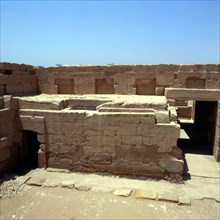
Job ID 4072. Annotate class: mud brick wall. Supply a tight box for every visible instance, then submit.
[17,108,182,178]
[36,64,220,95]
[0,63,38,95]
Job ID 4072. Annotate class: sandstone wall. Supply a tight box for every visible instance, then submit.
[0,63,38,95]
[0,62,219,177]
[36,64,220,95]
[0,96,23,174]
[17,106,182,178]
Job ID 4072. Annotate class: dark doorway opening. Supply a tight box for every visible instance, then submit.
[19,131,40,170]
[178,101,218,155]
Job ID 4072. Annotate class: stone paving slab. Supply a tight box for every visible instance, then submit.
[26,178,45,186]
[178,193,191,206]
[158,192,179,203]
[135,189,157,200]
[60,180,75,189]
[16,176,31,184]
[113,189,132,197]
[75,182,92,191]
[19,167,220,206]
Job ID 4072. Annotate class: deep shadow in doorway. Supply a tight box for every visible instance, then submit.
[177,101,218,180]
[16,131,40,176]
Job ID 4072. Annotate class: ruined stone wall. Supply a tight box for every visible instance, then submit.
[36,64,220,95]
[0,62,219,177]
[0,96,23,174]
[0,63,38,95]
[35,63,219,126]
[17,102,182,178]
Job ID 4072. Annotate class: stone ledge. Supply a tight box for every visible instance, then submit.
[165,88,220,101]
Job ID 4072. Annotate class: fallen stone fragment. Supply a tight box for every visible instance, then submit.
[157,192,178,203]
[16,176,31,184]
[135,189,157,200]
[46,168,70,173]
[26,178,45,186]
[60,181,75,189]
[92,186,113,193]
[113,189,132,197]
[178,193,191,206]
[42,180,59,188]
[75,182,91,191]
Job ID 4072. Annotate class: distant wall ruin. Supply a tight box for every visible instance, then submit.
[0,62,219,179]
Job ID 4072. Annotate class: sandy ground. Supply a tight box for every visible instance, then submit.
[1,185,219,220]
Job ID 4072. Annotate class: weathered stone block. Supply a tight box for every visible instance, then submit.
[38,148,46,168]
[158,158,184,173]
[119,123,136,135]
[122,136,142,145]
[135,189,157,200]
[156,87,164,95]
[157,72,174,86]
[155,111,170,123]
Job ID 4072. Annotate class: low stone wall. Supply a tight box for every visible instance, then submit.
[13,95,183,178]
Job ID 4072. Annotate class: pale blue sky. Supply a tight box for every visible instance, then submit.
[1,0,219,67]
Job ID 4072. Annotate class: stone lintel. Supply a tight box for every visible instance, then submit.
[165,88,220,101]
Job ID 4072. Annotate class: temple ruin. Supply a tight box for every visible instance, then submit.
[0,63,219,179]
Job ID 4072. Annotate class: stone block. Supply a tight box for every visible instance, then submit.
[60,181,75,189]
[158,158,184,173]
[40,144,46,151]
[62,122,83,135]
[38,134,45,143]
[113,189,132,197]
[155,111,170,123]
[157,72,174,86]
[165,88,220,101]
[38,148,46,168]
[20,115,45,134]
[136,78,156,95]
[186,77,206,89]
[142,137,151,145]
[137,125,155,136]
[119,123,136,135]
[156,87,164,95]
[86,135,103,146]
[26,178,45,186]
[16,176,31,184]
[139,113,156,124]
[135,189,157,200]
[206,64,218,71]
[75,182,91,191]
[206,79,220,89]
[3,96,19,110]
[158,192,178,203]
[42,180,59,188]
[122,135,142,145]
[92,186,113,193]
[179,65,193,71]
[59,144,73,154]
[178,193,191,206]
